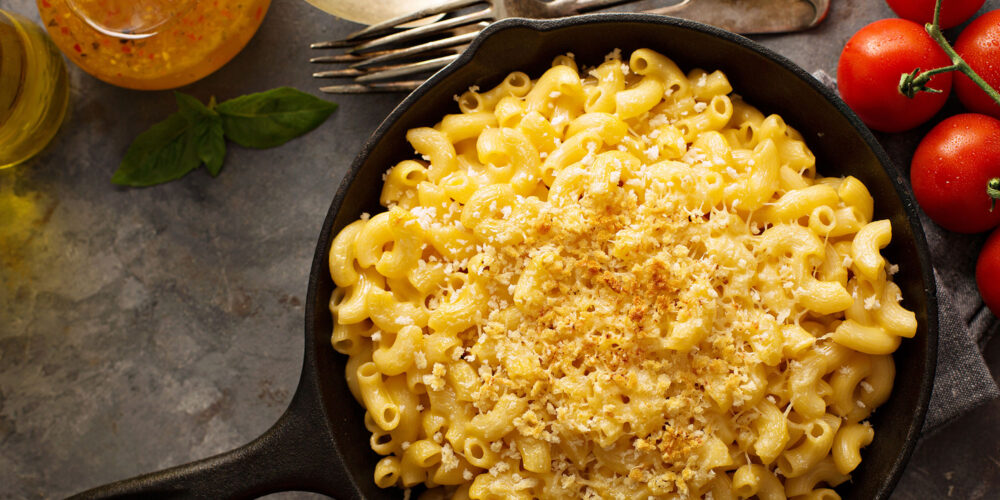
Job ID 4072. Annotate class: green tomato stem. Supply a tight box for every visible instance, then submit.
[989,178,1000,212]
[920,63,962,79]
[897,0,1000,108]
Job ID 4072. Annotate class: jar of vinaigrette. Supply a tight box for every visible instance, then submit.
[37,0,271,90]
[0,10,70,169]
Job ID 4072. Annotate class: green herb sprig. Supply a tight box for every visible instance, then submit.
[112,88,338,187]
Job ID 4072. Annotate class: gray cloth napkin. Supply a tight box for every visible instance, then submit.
[811,69,1000,435]
[922,216,999,434]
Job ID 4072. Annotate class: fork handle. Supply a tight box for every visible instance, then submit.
[552,0,655,14]
[646,0,828,34]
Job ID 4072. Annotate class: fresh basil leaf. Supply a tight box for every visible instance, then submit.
[111,113,201,187]
[194,119,226,176]
[113,88,336,187]
[175,91,217,122]
[216,87,338,149]
[174,92,226,176]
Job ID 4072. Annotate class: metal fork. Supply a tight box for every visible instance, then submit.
[311,0,831,93]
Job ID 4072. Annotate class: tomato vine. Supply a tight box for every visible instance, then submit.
[898,0,1000,107]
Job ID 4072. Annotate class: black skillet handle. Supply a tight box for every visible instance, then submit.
[69,376,352,500]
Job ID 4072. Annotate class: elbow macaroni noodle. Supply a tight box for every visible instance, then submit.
[328,48,916,499]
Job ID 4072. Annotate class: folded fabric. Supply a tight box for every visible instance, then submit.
[921,215,999,433]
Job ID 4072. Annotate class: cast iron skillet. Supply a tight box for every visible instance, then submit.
[72,13,937,500]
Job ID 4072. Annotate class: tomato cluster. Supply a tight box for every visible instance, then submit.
[838,2,1000,313]
[839,3,999,132]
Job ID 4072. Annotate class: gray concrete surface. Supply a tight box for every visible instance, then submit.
[1,0,998,498]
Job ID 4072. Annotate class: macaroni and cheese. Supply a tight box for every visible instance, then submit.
[328,48,916,500]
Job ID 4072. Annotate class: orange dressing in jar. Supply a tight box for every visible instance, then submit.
[37,0,271,90]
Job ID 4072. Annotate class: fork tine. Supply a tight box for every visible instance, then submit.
[352,30,479,69]
[320,81,424,94]
[310,49,396,64]
[311,53,459,80]
[355,54,460,83]
[353,9,493,53]
[310,39,359,50]
[344,0,486,41]
[312,67,370,78]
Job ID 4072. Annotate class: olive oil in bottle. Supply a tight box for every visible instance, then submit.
[0,10,70,169]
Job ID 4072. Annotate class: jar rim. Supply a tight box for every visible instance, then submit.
[64,0,198,39]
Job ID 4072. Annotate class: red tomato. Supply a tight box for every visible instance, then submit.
[886,0,985,29]
[910,113,1000,233]
[838,19,953,133]
[954,10,1000,119]
[976,226,1000,314]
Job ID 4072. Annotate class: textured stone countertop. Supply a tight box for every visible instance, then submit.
[2,0,999,498]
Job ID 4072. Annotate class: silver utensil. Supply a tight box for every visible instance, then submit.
[311,0,831,93]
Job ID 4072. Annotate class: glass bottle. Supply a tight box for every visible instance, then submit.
[0,9,70,170]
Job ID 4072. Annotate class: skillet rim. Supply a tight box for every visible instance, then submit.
[305,13,939,499]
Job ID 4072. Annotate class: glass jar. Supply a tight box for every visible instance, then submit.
[37,0,271,90]
[0,9,70,170]
[301,0,444,26]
